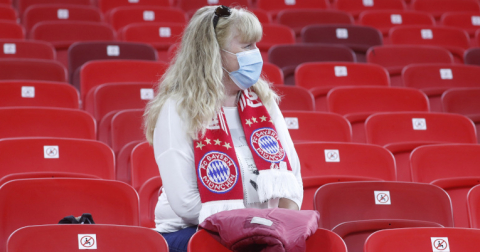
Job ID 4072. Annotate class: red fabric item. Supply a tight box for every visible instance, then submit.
[199,208,319,252]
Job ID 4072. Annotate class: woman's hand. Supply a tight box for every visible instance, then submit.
[278,198,299,210]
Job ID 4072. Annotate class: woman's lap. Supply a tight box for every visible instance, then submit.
[159,226,197,252]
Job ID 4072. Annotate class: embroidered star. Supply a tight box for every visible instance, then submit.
[246,119,253,126]
[251,116,257,123]
[223,142,232,150]
[196,142,205,150]
[214,139,221,145]
[260,115,267,122]
[204,138,211,145]
[269,118,273,123]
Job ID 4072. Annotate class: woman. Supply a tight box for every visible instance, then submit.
[144,5,303,252]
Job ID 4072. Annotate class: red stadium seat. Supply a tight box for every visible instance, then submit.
[0,39,55,60]
[0,21,24,39]
[333,0,406,18]
[366,45,454,86]
[389,26,470,63]
[365,112,477,181]
[0,178,139,252]
[295,62,390,111]
[261,62,283,84]
[0,107,96,140]
[138,177,161,228]
[111,109,145,155]
[282,111,352,143]
[0,5,16,21]
[251,9,271,23]
[257,24,295,63]
[0,0,10,4]
[302,24,383,62]
[79,60,167,104]
[277,9,354,37]
[257,0,328,19]
[116,140,143,183]
[467,184,480,228]
[464,47,480,66]
[0,59,67,82]
[269,44,356,84]
[328,87,429,143]
[23,4,103,32]
[0,137,114,185]
[403,64,480,112]
[0,80,78,109]
[272,86,315,111]
[476,30,480,47]
[99,0,171,14]
[188,228,347,252]
[177,0,251,13]
[7,224,168,252]
[440,12,480,37]
[442,88,480,143]
[358,10,435,37]
[131,141,158,192]
[412,0,480,20]
[365,228,480,252]
[411,144,480,227]
[17,0,92,15]
[297,142,395,210]
[29,21,116,67]
[108,6,187,31]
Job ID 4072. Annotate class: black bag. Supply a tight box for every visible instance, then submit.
[58,213,95,224]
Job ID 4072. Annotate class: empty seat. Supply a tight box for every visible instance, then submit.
[108,6,187,31]
[365,228,480,252]
[389,26,470,63]
[0,137,114,185]
[412,0,480,20]
[251,9,271,23]
[366,45,454,86]
[257,24,295,62]
[328,87,429,142]
[282,111,352,143]
[297,142,395,210]
[464,47,480,66]
[333,0,406,18]
[0,80,78,108]
[442,88,480,142]
[23,4,103,32]
[68,41,157,84]
[440,12,480,37]
[7,224,168,252]
[138,176,162,228]
[272,86,315,111]
[359,10,435,37]
[295,62,390,111]
[177,0,251,13]
[0,58,67,82]
[131,142,158,192]
[403,64,480,112]
[365,112,477,181]
[0,107,96,140]
[257,0,329,18]
[261,62,283,84]
[0,21,24,39]
[111,109,145,155]
[467,184,480,228]
[99,0,171,14]
[411,144,480,227]
[269,44,356,84]
[17,0,92,15]
[0,178,139,252]
[476,30,480,46]
[0,39,55,60]
[0,5,17,21]
[302,24,382,62]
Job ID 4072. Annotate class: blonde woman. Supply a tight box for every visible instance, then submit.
[144,5,303,252]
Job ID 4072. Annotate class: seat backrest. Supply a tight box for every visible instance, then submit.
[282,111,352,143]
[412,0,480,19]
[23,4,102,32]
[108,6,187,31]
[464,48,480,66]
[0,39,55,60]
[333,0,406,17]
[0,137,114,183]
[131,141,159,191]
[257,0,328,12]
[17,0,91,15]
[138,177,162,228]
[257,24,295,52]
[99,0,170,13]
[359,10,435,35]
[0,5,16,21]
[440,12,480,37]
[119,22,185,49]
[7,224,168,252]
[314,181,454,230]
[0,80,79,108]
[0,58,67,82]
[272,86,315,111]
[277,9,353,36]
[0,20,24,39]
[0,107,96,139]
[261,62,283,84]
[467,184,480,228]
[111,109,145,154]
[177,0,251,12]
[0,178,139,252]
[442,87,480,115]
[365,227,480,252]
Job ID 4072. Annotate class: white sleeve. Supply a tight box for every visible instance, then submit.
[153,99,201,225]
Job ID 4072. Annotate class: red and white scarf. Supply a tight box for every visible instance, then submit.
[194,89,302,223]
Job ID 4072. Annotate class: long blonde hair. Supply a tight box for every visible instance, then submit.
[144,6,279,143]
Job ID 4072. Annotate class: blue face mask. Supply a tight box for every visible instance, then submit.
[223,48,263,90]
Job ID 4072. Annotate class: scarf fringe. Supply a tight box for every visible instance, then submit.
[257,169,303,203]
[199,200,245,224]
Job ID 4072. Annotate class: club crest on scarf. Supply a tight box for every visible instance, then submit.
[198,151,239,194]
[250,127,285,163]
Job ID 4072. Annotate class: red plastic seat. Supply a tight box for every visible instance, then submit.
[0,137,114,185]
[412,0,480,20]
[79,60,167,104]
[440,12,480,37]
[0,59,67,82]
[0,107,96,140]
[29,21,116,67]
[476,30,480,47]
[188,228,347,252]
[257,24,295,63]
[0,5,16,21]
[282,111,352,143]
[464,47,480,66]
[328,87,429,143]
[251,9,271,23]
[0,178,139,252]
[366,45,454,86]
[99,0,171,14]
[131,142,158,192]
[467,184,480,228]
[297,142,395,210]
[257,0,329,18]
[261,62,283,84]
[359,10,435,37]
[0,39,55,60]
[17,0,92,15]
[0,80,78,109]
[302,24,382,62]
[295,62,390,111]
[272,86,315,111]
[0,21,24,39]
[333,0,406,18]
[108,6,187,31]
[111,109,145,155]
[365,112,477,181]
[403,64,480,112]
[7,224,168,252]
[138,177,162,228]
[177,0,251,13]
[269,44,356,84]
[23,4,103,32]
[442,88,480,142]
[411,144,480,227]
[365,227,480,252]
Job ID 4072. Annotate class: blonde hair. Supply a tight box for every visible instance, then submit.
[144,6,279,143]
